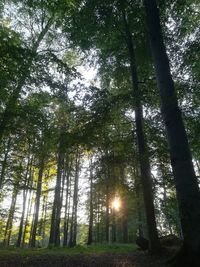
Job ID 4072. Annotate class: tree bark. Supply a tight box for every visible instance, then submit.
[144,0,200,264]
[105,149,110,243]
[96,191,100,243]
[68,151,80,247]
[120,165,128,243]
[3,185,18,247]
[63,156,72,247]
[22,172,35,247]
[49,129,65,247]
[16,154,33,247]
[87,158,94,245]
[30,156,45,247]
[72,152,80,246]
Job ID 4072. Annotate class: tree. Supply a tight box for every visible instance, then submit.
[144,0,200,265]
[0,14,54,141]
[49,128,66,247]
[30,146,46,248]
[87,157,94,245]
[0,0,74,142]
[16,149,33,247]
[68,149,80,247]
[119,2,160,252]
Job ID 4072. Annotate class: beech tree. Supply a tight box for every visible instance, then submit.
[144,0,200,265]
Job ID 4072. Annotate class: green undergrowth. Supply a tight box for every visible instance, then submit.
[0,244,137,267]
[0,243,137,256]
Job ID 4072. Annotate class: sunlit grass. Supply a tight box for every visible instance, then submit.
[0,244,138,267]
[0,243,137,256]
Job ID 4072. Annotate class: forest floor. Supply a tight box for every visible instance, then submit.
[0,244,177,267]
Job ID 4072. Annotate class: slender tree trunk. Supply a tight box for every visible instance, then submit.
[63,163,72,247]
[22,173,35,247]
[17,189,28,247]
[42,196,48,246]
[121,8,160,252]
[120,164,128,243]
[105,188,110,243]
[3,185,19,246]
[72,152,80,246]
[63,156,71,247]
[60,161,66,211]
[30,156,45,247]
[105,149,110,243]
[49,130,65,247]
[144,0,200,264]
[49,150,64,246]
[87,159,94,245]
[37,168,50,247]
[134,163,145,237]
[96,191,100,243]
[17,154,33,247]
[68,151,80,247]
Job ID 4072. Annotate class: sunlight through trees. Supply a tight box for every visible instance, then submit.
[0,0,200,266]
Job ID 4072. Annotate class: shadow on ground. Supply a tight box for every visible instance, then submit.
[0,248,176,267]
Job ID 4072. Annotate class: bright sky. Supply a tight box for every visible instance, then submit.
[77,66,98,86]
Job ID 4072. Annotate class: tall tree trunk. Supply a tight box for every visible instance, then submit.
[22,174,35,247]
[3,184,19,246]
[49,130,65,247]
[30,156,45,247]
[68,151,80,247]
[121,7,160,252]
[63,160,72,247]
[37,192,47,247]
[41,194,48,246]
[105,149,110,243]
[144,0,200,264]
[87,159,94,245]
[16,154,33,247]
[120,164,128,243]
[72,152,80,246]
[96,190,100,243]
[105,186,110,243]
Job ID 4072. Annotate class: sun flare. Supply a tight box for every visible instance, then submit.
[111,197,121,211]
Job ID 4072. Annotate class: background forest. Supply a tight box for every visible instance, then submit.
[0,1,200,265]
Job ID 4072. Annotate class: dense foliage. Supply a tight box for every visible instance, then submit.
[0,1,200,266]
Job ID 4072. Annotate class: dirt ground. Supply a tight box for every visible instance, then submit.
[0,247,176,267]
